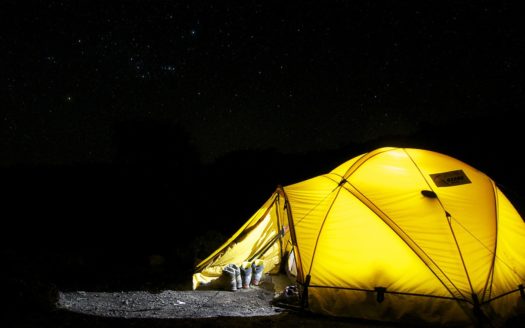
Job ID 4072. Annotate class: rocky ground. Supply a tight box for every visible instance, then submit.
[5,268,525,328]
[56,285,280,319]
[8,287,525,328]
[6,273,405,328]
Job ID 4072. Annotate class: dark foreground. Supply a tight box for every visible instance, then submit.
[7,309,403,328]
[7,279,525,328]
[5,277,398,328]
[8,296,525,328]
[7,292,409,328]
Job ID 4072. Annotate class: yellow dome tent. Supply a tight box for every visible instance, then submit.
[193,147,525,326]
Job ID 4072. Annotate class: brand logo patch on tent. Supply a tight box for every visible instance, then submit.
[430,170,471,187]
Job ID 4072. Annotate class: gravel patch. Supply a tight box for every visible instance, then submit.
[57,286,281,319]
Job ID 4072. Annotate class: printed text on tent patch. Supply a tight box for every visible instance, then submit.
[430,170,472,187]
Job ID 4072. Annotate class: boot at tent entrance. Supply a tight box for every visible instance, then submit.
[193,147,525,326]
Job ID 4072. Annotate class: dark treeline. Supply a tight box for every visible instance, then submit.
[2,114,524,313]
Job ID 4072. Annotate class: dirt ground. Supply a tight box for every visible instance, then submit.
[50,289,396,328]
[7,273,405,328]
[56,285,280,319]
[9,273,525,328]
[52,274,384,326]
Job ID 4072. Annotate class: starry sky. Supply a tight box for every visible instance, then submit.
[2,2,525,292]
[3,1,524,165]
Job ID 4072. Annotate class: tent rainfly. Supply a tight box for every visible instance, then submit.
[193,147,525,327]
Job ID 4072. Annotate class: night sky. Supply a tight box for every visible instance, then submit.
[4,1,523,166]
[3,2,525,310]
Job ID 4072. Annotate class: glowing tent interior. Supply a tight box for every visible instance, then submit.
[193,147,525,326]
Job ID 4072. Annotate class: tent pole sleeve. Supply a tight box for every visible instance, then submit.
[278,186,306,285]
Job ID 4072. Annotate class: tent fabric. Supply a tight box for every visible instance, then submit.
[192,192,292,289]
[192,147,525,326]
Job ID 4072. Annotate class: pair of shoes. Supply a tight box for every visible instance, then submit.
[239,260,265,288]
[222,264,242,291]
